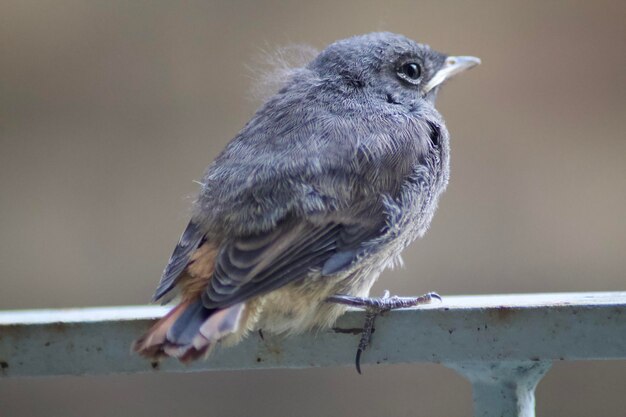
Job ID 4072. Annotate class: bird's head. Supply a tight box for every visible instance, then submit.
[308,32,480,106]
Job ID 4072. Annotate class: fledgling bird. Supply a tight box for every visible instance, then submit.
[134,32,479,366]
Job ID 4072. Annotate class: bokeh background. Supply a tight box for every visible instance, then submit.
[1,1,625,416]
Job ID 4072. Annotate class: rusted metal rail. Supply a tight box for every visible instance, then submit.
[1,292,625,417]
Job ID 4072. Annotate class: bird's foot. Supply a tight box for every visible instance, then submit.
[327,290,441,374]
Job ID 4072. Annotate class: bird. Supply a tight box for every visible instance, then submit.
[134,32,480,370]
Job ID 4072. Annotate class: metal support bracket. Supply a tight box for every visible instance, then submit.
[448,361,552,417]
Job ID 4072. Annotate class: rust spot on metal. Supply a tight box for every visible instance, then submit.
[50,322,70,334]
[332,327,363,335]
[492,307,515,321]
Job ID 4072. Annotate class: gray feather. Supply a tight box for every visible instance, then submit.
[152,221,205,302]
[166,300,211,345]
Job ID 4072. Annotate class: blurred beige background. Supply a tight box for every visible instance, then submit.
[1,1,625,416]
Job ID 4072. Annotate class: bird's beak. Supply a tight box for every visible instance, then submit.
[423,56,481,94]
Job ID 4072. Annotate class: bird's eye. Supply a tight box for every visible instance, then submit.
[397,62,422,83]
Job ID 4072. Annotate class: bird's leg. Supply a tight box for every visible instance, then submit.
[327,290,441,374]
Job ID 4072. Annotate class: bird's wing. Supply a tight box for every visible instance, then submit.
[152,221,206,302]
[152,214,383,306]
[201,219,381,309]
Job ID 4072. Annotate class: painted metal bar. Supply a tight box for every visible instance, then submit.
[0,292,625,379]
[3,292,625,416]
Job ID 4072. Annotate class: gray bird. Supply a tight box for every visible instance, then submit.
[134,32,479,370]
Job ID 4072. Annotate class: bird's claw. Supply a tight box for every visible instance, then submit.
[428,292,443,302]
[327,290,441,374]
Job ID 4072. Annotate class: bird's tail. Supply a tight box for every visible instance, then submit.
[133,299,245,362]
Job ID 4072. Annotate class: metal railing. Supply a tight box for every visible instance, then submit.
[1,292,625,417]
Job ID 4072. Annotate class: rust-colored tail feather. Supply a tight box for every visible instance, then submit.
[133,300,245,362]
